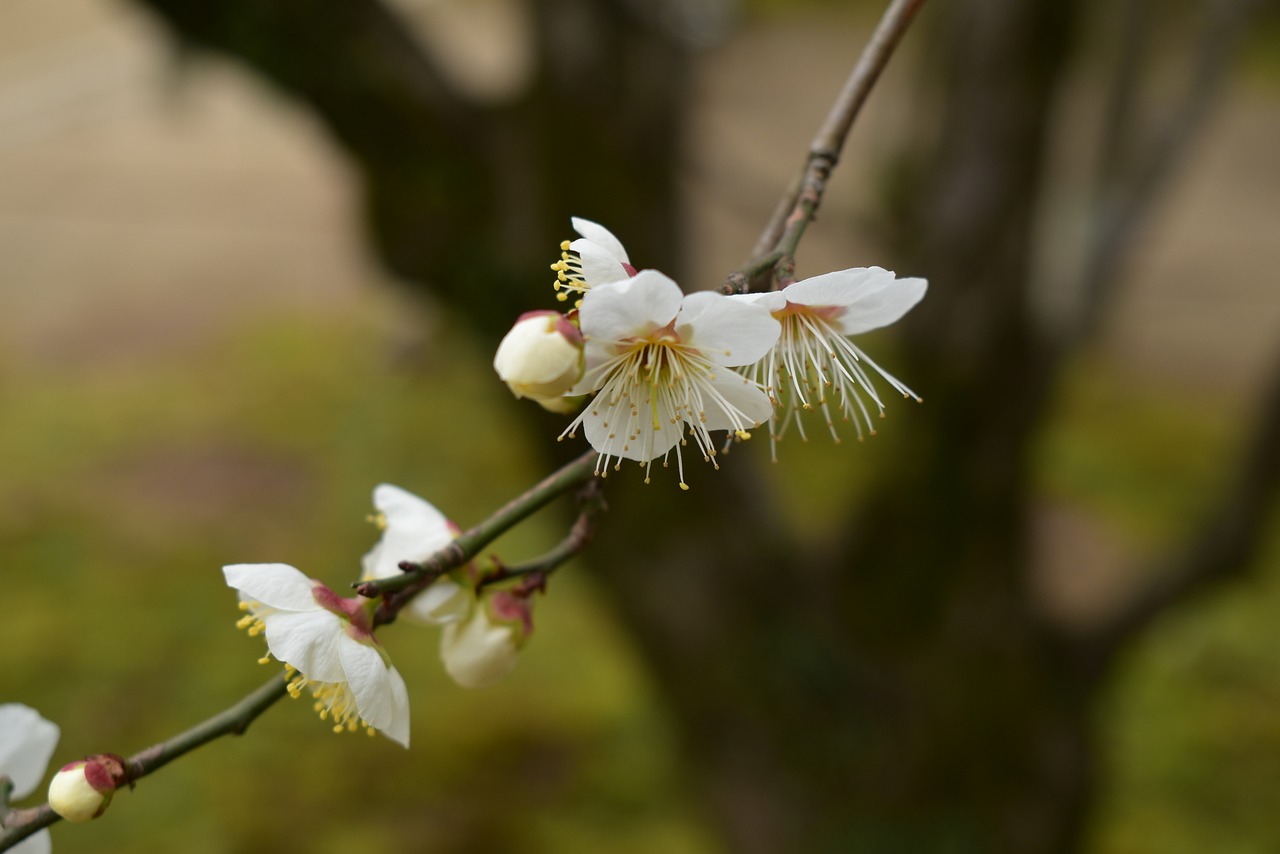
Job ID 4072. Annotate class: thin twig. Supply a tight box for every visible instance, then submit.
[477,480,606,590]
[361,449,599,605]
[0,676,289,852]
[730,0,928,292]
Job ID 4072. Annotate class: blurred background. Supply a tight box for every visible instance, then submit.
[2,0,1279,852]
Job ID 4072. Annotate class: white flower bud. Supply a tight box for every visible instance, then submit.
[440,590,532,689]
[48,754,126,823]
[493,311,584,403]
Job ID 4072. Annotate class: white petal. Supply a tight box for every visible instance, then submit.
[261,610,346,683]
[678,291,781,367]
[374,484,449,540]
[731,291,787,312]
[581,392,683,463]
[570,238,631,287]
[364,485,455,581]
[405,577,469,625]
[782,267,891,308]
[571,217,629,263]
[223,564,319,612]
[381,664,412,748]
[11,829,51,854]
[440,611,519,689]
[836,276,927,336]
[578,271,683,343]
[698,372,775,432]
[0,704,59,800]
[338,638,409,747]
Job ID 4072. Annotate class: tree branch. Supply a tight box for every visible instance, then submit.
[0,676,288,852]
[1082,346,1280,668]
[731,0,928,292]
[478,480,605,590]
[363,449,599,612]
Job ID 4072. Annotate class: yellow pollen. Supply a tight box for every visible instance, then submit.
[560,240,570,251]
[679,483,690,491]
[286,672,377,737]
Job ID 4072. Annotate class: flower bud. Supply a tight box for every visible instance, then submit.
[47,754,127,823]
[440,590,533,689]
[493,311,584,404]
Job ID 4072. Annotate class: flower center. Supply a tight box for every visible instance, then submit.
[284,666,378,738]
[751,306,920,458]
[562,333,757,488]
[549,238,636,304]
[550,239,589,304]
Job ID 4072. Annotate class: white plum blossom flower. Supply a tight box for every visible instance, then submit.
[740,267,926,456]
[550,217,635,302]
[0,703,60,854]
[493,310,585,412]
[224,563,411,748]
[361,484,469,624]
[440,589,532,689]
[562,269,781,487]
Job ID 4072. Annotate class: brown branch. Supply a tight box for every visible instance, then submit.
[0,676,288,852]
[730,0,928,292]
[477,480,605,590]
[365,450,600,624]
[1082,346,1280,669]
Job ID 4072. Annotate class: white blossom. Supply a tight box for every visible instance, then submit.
[361,484,469,624]
[224,563,411,747]
[550,217,635,302]
[493,310,585,411]
[739,267,926,456]
[439,590,530,689]
[0,703,59,854]
[563,269,780,487]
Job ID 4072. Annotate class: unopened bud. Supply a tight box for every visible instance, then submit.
[493,311,584,404]
[48,754,127,823]
[440,590,533,689]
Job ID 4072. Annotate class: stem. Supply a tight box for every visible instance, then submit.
[360,449,599,601]
[745,0,928,286]
[478,480,605,590]
[0,676,289,852]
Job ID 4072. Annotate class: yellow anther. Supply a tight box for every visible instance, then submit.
[679,482,690,491]
[560,239,570,251]
[735,429,752,441]
[258,655,272,665]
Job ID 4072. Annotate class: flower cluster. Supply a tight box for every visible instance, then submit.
[223,485,535,748]
[494,218,927,482]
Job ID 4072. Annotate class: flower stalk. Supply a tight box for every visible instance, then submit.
[359,449,599,605]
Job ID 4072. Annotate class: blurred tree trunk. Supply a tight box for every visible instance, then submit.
[129,0,1278,852]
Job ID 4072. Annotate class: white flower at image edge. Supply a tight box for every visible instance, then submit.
[224,563,411,747]
[563,269,781,487]
[361,484,469,625]
[739,266,926,453]
[551,216,635,301]
[0,703,60,854]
